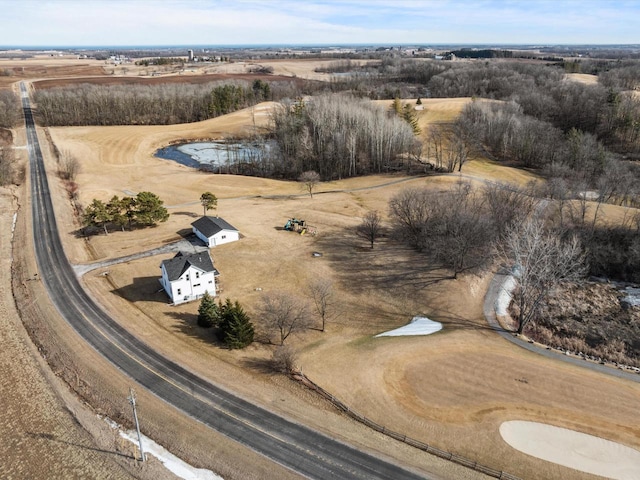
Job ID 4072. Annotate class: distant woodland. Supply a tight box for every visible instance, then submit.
[2,49,640,361]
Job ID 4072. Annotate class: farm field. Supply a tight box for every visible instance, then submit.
[3,56,639,480]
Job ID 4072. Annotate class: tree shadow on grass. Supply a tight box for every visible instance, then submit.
[26,432,135,460]
[164,310,228,349]
[314,233,451,297]
[432,310,497,333]
[242,357,280,376]
[173,211,200,218]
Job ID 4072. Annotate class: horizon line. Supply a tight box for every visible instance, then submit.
[3,43,640,51]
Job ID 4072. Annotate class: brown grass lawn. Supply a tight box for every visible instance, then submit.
[565,73,600,85]
[34,94,640,480]
[4,56,638,478]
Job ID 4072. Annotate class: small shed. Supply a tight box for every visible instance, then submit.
[191,216,240,248]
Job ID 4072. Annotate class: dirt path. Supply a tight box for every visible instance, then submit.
[72,235,207,276]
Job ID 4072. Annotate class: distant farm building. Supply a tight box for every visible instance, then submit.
[191,216,240,248]
[159,251,219,305]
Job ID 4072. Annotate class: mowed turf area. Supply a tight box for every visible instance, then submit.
[41,93,640,480]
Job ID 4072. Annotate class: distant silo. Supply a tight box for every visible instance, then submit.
[188,49,194,61]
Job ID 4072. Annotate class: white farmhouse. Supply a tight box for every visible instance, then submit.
[191,216,240,248]
[159,251,219,305]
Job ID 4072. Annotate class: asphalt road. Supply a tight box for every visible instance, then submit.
[20,82,430,480]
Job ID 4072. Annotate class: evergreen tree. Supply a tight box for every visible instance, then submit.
[403,103,421,135]
[198,292,219,328]
[200,192,218,216]
[120,196,137,229]
[134,191,169,226]
[390,97,403,115]
[218,299,254,349]
[106,195,127,231]
[209,84,246,116]
[83,199,112,235]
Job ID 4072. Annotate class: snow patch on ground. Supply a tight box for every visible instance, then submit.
[622,286,640,307]
[495,275,516,316]
[500,421,640,480]
[103,417,222,480]
[375,316,443,337]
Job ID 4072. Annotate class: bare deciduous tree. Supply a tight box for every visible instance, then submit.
[356,210,383,248]
[272,345,298,374]
[259,292,311,345]
[498,217,587,334]
[427,182,493,278]
[484,182,538,235]
[0,146,15,186]
[298,170,320,198]
[389,188,432,251]
[426,124,469,173]
[58,150,80,181]
[307,278,338,332]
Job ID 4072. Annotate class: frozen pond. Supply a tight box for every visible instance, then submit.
[155,141,274,170]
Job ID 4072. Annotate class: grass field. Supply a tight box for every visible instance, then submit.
[3,58,639,480]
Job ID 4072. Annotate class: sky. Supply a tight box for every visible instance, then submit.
[0,0,638,47]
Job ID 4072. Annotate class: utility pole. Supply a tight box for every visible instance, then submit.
[128,388,146,462]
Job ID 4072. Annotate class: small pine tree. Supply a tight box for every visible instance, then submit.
[416,97,422,105]
[197,292,219,328]
[390,97,403,115]
[218,299,254,349]
[403,104,421,135]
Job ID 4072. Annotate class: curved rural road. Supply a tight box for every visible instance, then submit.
[20,82,430,480]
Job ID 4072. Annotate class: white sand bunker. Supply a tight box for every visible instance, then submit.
[500,421,640,480]
[375,316,443,337]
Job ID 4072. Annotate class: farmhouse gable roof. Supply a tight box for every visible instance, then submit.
[161,251,218,282]
[191,216,239,238]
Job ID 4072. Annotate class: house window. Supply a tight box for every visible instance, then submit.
[177,288,181,295]
[221,235,226,239]
[194,283,201,287]
[195,272,200,279]
[208,280,213,284]
[185,274,190,281]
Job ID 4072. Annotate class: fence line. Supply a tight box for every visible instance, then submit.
[291,372,521,480]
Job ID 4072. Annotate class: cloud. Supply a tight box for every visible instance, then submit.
[1,0,638,46]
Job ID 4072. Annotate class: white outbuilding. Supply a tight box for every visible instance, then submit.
[159,251,219,305]
[191,216,240,248]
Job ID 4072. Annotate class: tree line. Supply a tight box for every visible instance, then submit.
[457,99,640,207]
[387,176,640,334]
[82,191,169,235]
[326,59,640,156]
[0,145,18,186]
[0,90,20,128]
[33,79,295,126]
[269,94,420,180]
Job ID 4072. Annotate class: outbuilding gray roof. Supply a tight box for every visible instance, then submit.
[191,216,239,238]
[161,251,218,282]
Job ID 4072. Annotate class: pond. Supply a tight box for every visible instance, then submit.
[155,141,275,171]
